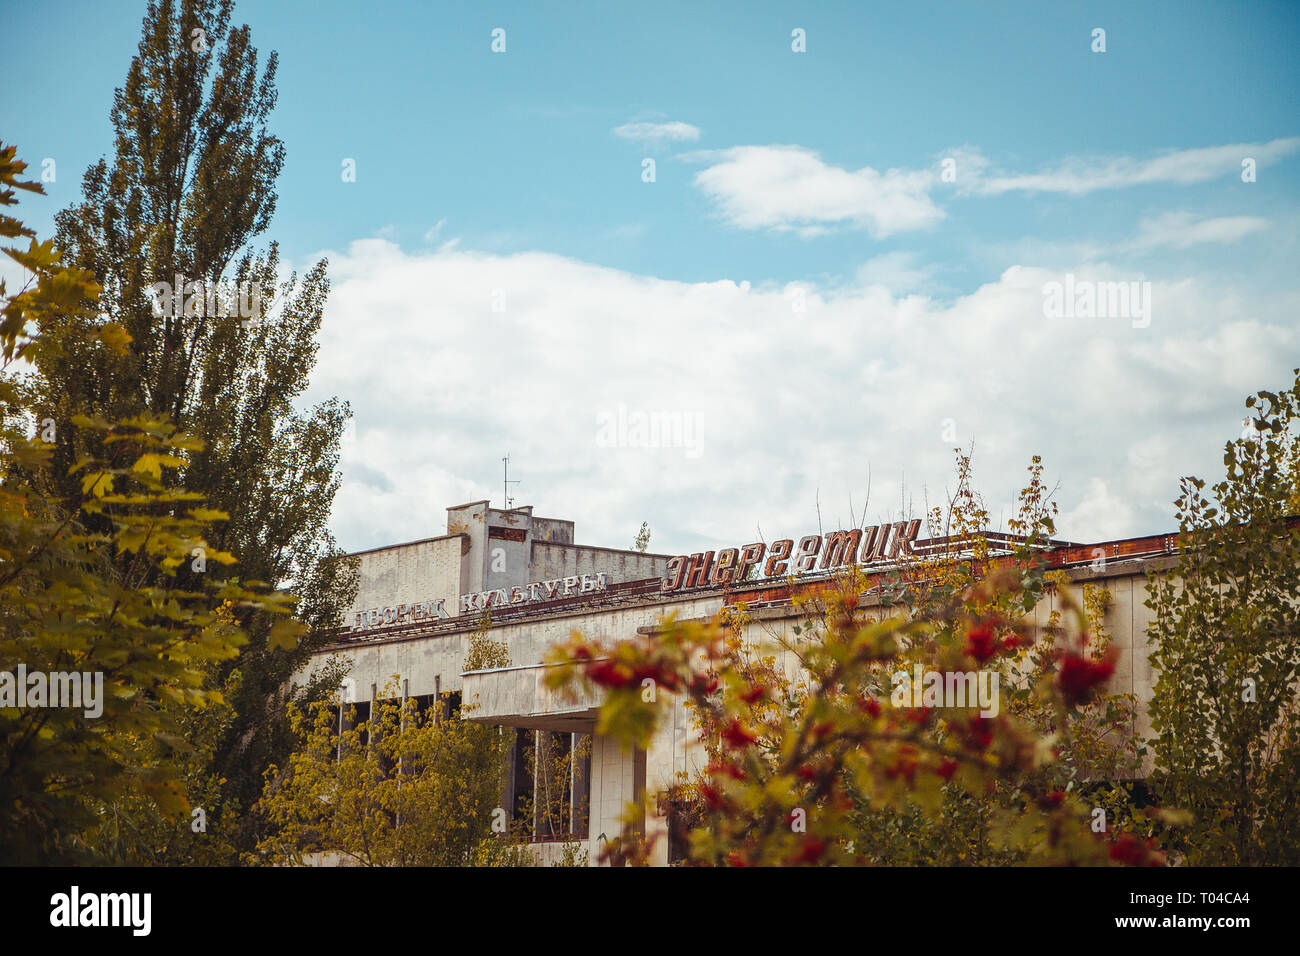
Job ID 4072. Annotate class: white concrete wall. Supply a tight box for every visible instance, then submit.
[532,542,671,584]
[311,593,728,698]
[348,534,466,628]
[446,500,489,595]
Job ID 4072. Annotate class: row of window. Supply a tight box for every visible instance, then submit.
[324,688,591,842]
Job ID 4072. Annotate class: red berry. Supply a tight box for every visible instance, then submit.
[790,837,828,865]
[699,783,726,810]
[1058,651,1116,706]
[707,760,746,781]
[721,719,758,749]
[964,715,994,750]
[965,624,999,663]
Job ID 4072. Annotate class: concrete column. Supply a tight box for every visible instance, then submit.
[588,734,646,866]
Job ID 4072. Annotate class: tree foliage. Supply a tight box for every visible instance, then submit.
[253,621,514,866]
[25,0,356,858]
[1145,368,1300,864]
[0,142,294,863]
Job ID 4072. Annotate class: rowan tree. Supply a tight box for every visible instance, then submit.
[545,452,1167,866]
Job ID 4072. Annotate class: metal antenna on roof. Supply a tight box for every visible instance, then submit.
[502,454,520,510]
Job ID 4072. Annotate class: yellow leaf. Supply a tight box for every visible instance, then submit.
[97,321,133,354]
[81,471,114,497]
[269,618,305,651]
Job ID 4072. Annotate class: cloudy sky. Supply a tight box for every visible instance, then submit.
[6,0,1299,556]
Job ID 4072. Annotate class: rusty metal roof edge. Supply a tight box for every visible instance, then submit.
[320,520,1300,653]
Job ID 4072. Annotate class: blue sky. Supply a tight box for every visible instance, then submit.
[4,0,1300,555]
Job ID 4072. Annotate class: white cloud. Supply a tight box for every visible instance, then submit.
[965,137,1300,196]
[688,145,943,238]
[1126,211,1269,251]
[423,219,447,243]
[934,146,990,186]
[612,120,700,149]
[1058,478,1138,542]
[301,240,1298,557]
[975,211,1273,269]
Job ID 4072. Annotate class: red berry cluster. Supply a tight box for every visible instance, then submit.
[707,758,746,781]
[688,672,720,695]
[585,656,683,693]
[904,705,932,726]
[721,719,758,749]
[885,745,920,784]
[1057,650,1116,706]
[788,837,828,865]
[961,715,994,750]
[858,696,882,718]
[965,623,1000,663]
[1108,833,1164,867]
[1039,789,1065,809]
[698,782,729,811]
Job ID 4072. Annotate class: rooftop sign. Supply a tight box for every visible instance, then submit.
[661,520,921,593]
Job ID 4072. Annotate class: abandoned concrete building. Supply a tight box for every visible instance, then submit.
[298,498,1179,866]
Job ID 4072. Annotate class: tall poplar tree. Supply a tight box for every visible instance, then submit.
[30,0,356,859]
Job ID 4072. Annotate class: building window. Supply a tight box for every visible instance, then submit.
[503,729,590,841]
[440,690,463,722]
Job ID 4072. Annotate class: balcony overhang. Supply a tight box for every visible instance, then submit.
[461,661,601,733]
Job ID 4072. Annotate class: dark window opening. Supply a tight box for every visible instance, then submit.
[502,729,591,842]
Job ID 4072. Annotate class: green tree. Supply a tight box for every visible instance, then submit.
[1145,369,1300,865]
[253,620,515,866]
[27,0,356,859]
[0,142,295,864]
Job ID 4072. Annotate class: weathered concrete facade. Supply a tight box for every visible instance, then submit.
[301,504,1181,866]
[345,500,674,636]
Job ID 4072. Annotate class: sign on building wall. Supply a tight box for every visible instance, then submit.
[353,599,450,630]
[459,572,608,613]
[661,520,922,593]
[350,573,612,631]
